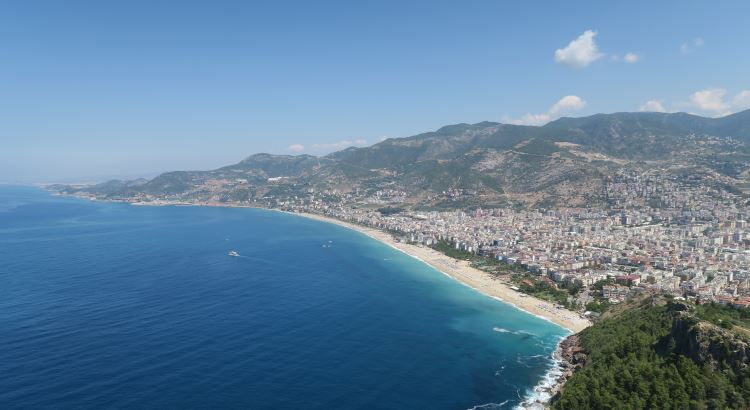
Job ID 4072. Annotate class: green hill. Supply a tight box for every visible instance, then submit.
[553,299,750,410]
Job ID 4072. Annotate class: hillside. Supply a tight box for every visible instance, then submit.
[552,299,750,409]
[55,110,750,209]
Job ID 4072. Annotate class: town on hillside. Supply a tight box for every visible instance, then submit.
[63,165,750,317]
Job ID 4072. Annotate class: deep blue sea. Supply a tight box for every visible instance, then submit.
[0,186,567,409]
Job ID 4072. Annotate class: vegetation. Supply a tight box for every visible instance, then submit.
[560,278,585,295]
[695,302,750,330]
[430,240,477,261]
[512,273,580,310]
[553,301,750,410]
[585,298,611,314]
[428,241,582,308]
[377,207,403,216]
[430,240,523,275]
[71,110,750,209]
[591,277,615,290]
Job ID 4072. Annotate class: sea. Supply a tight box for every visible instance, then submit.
[0,185,568,409]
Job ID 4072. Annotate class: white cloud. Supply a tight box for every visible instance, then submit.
[549,95,586,114]
[554,30,604,68]
[611,52,640,64]
[639,100,666,112]
[733,90,750,110]
[312,139,368,152]
[507,95,587,126]
[643,88,750,117]
[624,52,640,63]
[676,88,750,117]
[689,88,730,115]
[287,144,305,152]
[680,37,704,54]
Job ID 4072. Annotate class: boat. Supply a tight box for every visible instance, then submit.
[228,250,240,257]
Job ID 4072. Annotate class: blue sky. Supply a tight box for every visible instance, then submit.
[2,1,749,182]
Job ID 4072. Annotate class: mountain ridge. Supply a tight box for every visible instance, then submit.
[53,109,750,209]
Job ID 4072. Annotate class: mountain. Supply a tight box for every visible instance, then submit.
[552,298,750,409]
[55,110,750,209]
[543,110,750,158]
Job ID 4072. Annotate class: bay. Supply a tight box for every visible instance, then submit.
[0,186,566,409]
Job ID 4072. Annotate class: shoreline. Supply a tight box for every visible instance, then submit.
[287,211,588,408]
[289,211,591,334]
[50,193,587,406]
[55,194,590,332]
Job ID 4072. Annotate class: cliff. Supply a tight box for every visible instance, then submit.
[670,308,750,375]
[552,299,750,409]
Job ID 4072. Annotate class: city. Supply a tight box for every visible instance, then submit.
[66,163,750,319]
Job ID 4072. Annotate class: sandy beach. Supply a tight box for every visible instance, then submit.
[75,195,591,333]
[293,212,591,333]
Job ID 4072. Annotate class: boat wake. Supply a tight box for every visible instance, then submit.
[492,327,537,337]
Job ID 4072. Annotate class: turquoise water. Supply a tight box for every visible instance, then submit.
[0,186,567,409]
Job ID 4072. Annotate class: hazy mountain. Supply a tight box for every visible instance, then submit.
[58,109,750,208]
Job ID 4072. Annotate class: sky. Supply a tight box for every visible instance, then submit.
[1,0,749,182]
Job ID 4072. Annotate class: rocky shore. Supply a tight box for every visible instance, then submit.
[519,334,587,409]
[548,335,586,407]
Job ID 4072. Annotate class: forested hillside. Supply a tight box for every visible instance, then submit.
[553,300,750,410]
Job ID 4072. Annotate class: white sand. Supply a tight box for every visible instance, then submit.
[293,212,591,333]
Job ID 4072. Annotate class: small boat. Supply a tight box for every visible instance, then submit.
[228,250,240,257]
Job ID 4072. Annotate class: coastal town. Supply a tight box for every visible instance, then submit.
[281,173,750,315]
[10,1,750,407]
[66,164,750,323]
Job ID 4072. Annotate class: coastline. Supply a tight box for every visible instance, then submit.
[288,211,588,408]
[56,195,590,331]
[52,193,587,407]
[289,211,591,334]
